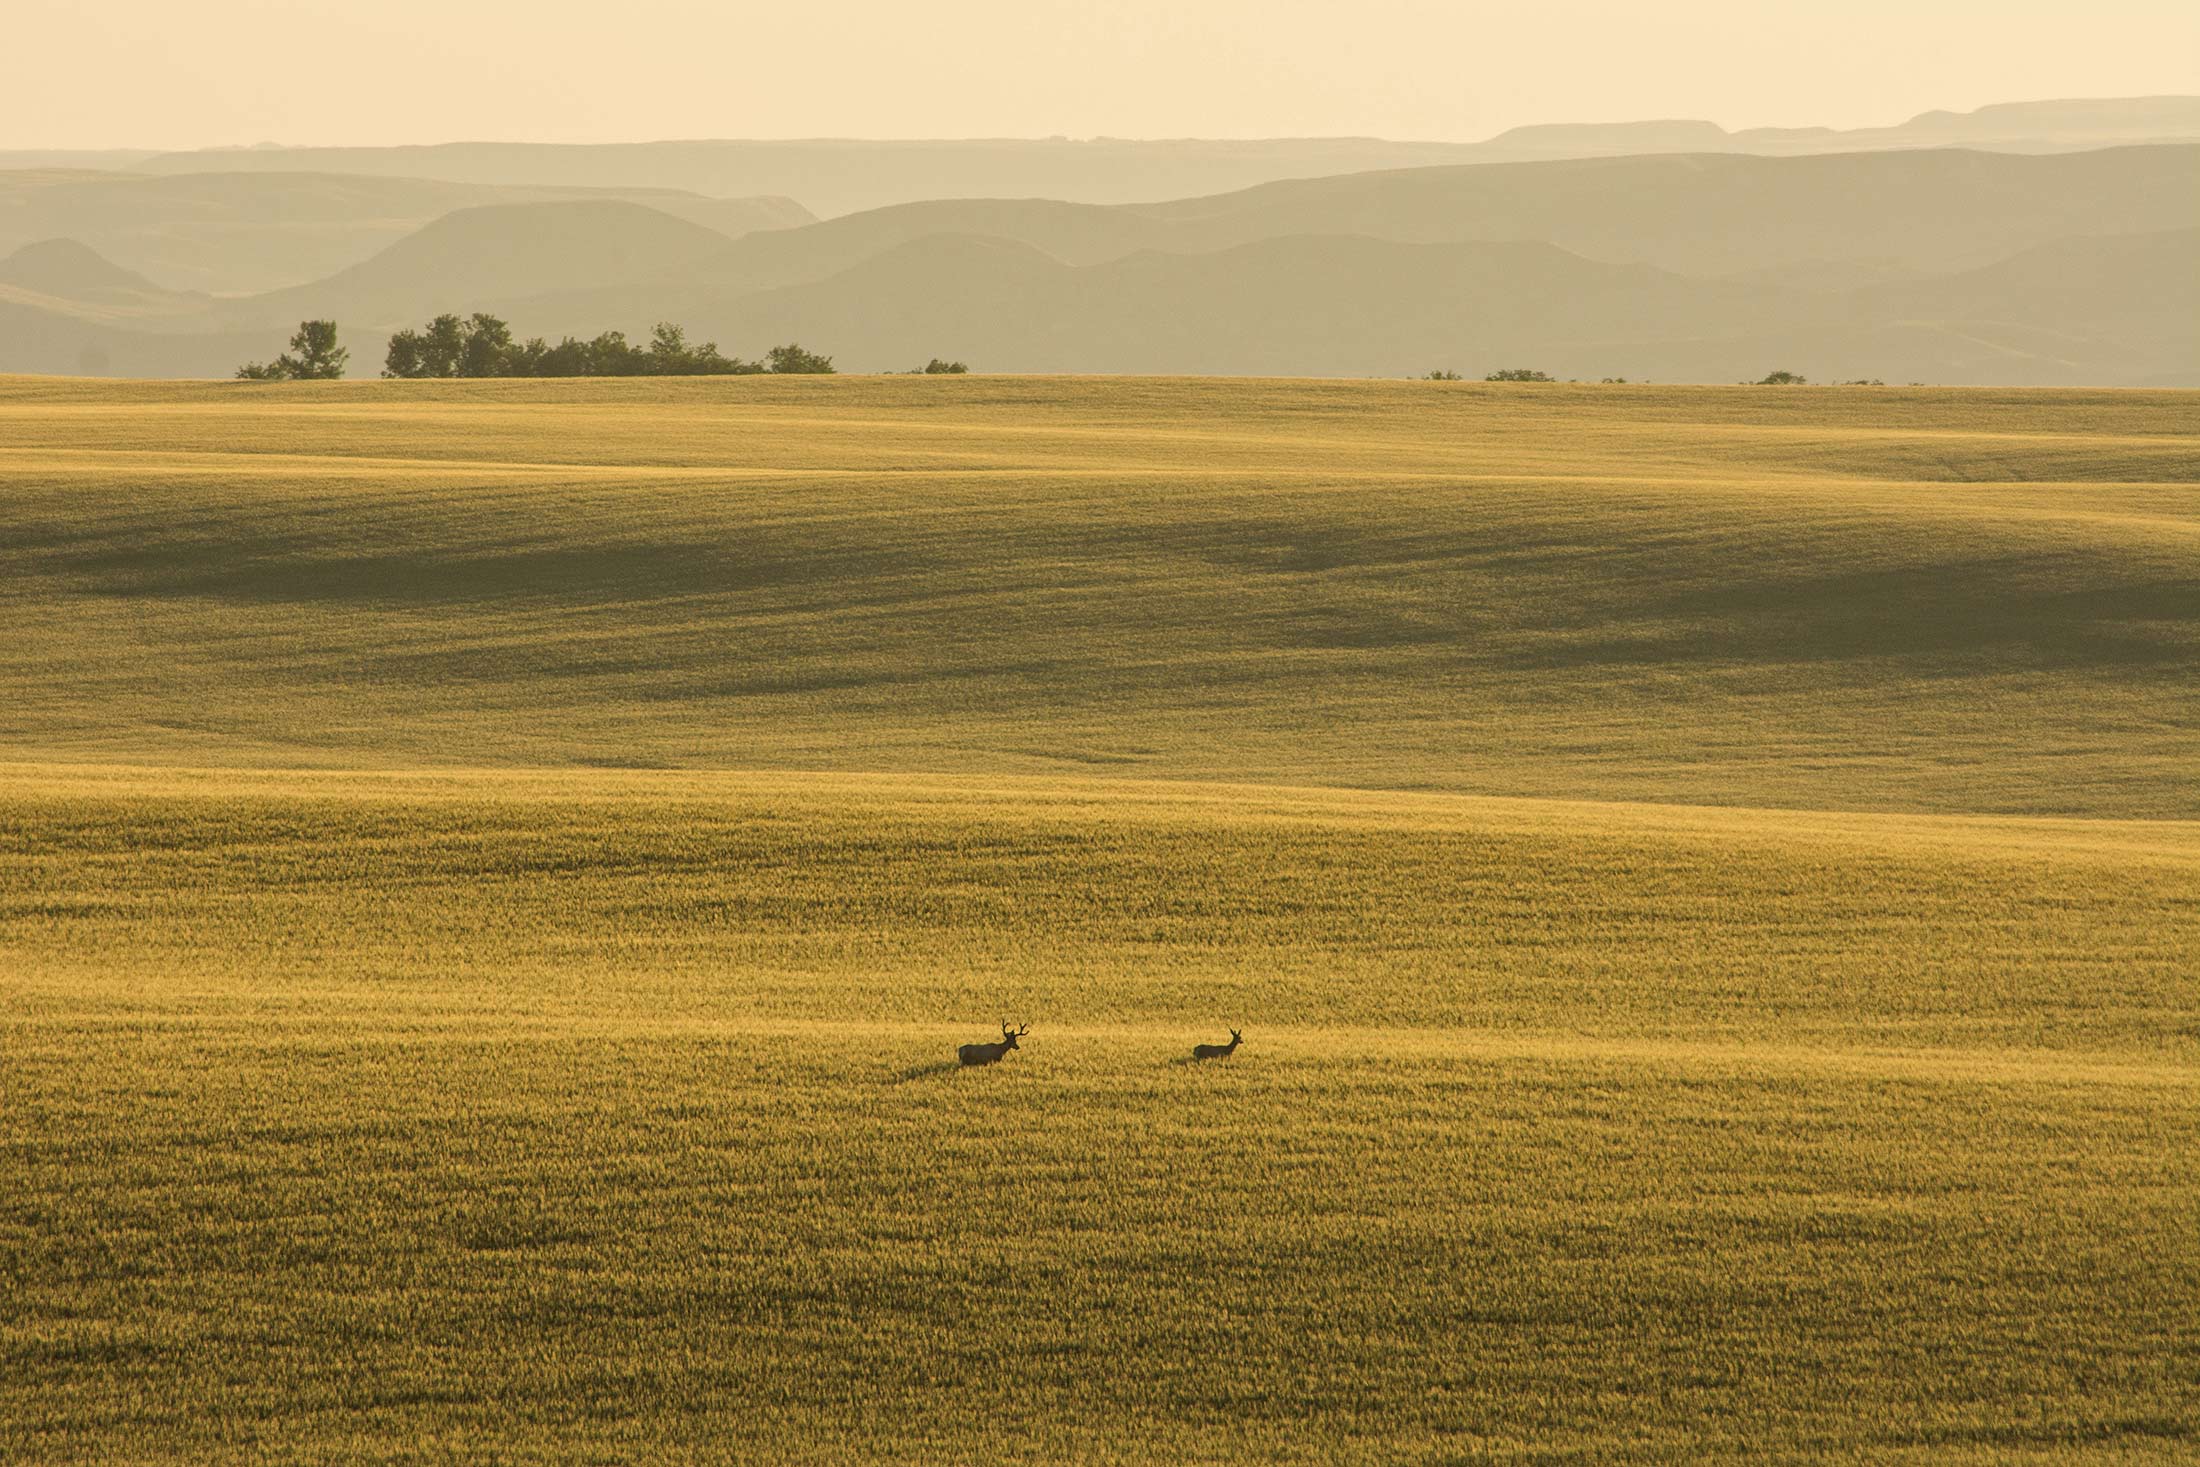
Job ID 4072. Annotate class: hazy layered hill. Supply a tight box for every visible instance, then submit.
[562,229,2189,384]
[0,296,264,378]
[0,237,201,319]
[474,144,2200,383]
[124,140,1485,222]
[227,201,742,331]
[1853,226,2200,382]
[1120,144,2200,276]
[520,144,2200,321]
[662,233,1794,377]
[0,169,812,294]
[4,144,2193,384]
[46,95,2199,217]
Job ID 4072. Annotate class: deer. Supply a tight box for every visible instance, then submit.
[1192,1028,1243,1061]
[958,1020,1029,1066]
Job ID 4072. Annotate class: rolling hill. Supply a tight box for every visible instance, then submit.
[4,374,2195,1462]
[2,375,2191,815]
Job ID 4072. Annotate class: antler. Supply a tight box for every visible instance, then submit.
[1015,1021,1030,1035]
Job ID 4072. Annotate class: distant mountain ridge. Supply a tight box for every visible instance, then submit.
[8,95,2196,219]
[1487,96,2200,157]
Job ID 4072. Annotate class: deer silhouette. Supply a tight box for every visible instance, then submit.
[958,1020,1028,1066]
[1192,1028,1243,1061]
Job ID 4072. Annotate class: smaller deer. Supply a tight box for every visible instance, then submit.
[1192,1028,1243,1061]
[958,1020,1029,1066]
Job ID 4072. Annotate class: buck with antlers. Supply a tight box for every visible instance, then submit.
[958,1020,1029,1066]
[1192,1028,1243,1061]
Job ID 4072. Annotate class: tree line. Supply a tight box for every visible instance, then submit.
[238,321,1871,387]
[237,318,972,381]
[382,315,833,378]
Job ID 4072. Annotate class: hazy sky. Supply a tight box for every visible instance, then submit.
[7,0,2197,149]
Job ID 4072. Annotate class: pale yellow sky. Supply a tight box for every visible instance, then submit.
[7,0,2197,149]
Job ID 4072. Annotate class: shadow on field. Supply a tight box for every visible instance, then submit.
[890,1059,965,1084]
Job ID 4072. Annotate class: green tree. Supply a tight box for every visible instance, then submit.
[588,330,643,376]
[381,330,424,380]
[1485,368,1553,382]
[384,314,465,378]
[459,314,515,377]
[920,358,969,375]
[644,322,754,375]
[1425,369,1463,381]
[1754,370,1808,385]
[647,321,694,371]
[384,314,520,378]
[237,320,347,381]
[417,314,469,376]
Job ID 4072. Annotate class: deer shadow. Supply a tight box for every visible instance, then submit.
[890,1059,965,1085]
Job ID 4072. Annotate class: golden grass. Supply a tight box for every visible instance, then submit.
[3,377,2197,1461]
[5,766,2198,1463]
[0,375,2194,815]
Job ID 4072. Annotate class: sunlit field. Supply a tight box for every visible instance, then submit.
[3,376,2196,1462]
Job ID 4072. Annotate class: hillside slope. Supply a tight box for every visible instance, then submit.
[7,759,2193,1462]
[1,376,2191,817]
[0,237,206,324]
[5,375,2196,1462]
[1850,226,2200,384]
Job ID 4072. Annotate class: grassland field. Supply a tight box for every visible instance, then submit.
[2,375,2196,1462]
